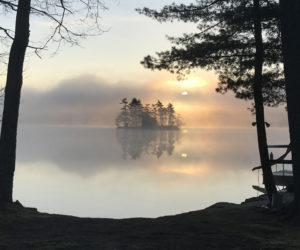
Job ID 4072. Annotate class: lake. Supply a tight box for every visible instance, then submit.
[14,125,289,218]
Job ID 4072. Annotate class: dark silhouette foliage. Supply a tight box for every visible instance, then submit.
[137,0,284,109]
[137,0,280,202]
[116,98,181,129]
[280,0,300,214]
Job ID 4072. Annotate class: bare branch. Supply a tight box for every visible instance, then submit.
[0,0,17,10]
[0,0,107,56]
[0,26,13,39]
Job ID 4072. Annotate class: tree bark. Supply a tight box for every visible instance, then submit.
[0,0,31,202]
[253,0,277,202]
[280,1,300,213]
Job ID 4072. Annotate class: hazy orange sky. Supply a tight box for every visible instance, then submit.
[1,0,287,128]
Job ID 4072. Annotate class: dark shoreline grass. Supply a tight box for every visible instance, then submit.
[1,199,300,250]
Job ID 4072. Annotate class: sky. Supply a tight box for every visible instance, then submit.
[1,0,288,128]
[0,0,290,218]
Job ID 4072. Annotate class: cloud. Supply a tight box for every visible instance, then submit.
[20,75,148,127]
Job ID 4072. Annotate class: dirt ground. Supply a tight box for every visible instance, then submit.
[0,199,300,250]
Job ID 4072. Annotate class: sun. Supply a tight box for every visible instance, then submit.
[164,76,208,96]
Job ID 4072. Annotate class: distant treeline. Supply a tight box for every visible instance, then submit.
[116,98,181,129]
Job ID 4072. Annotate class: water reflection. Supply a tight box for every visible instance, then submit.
[16,126,278,175]
[115,129,181,160]
[14,125,290,218]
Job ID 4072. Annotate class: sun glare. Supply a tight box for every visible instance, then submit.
[177,77,207,89]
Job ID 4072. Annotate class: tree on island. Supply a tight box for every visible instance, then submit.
[129,98,143,128]
[137,0,283,203]
[116,98,181,129]
[167,103,176,127]
[0,0,106,203]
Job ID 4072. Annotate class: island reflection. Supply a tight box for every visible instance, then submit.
[16,126,270,176]
[115,129,181,160]
[15,126,287,217]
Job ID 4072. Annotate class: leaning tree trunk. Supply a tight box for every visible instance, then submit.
[280,1,300,213]
[253,0,277,203]
[0,0,31,202]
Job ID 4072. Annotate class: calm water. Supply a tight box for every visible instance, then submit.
[14,126,289,218]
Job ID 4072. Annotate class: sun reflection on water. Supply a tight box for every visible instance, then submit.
[181,153,188,158]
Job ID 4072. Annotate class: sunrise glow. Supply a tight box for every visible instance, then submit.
[177,77,208,89]
[0,1,293,245]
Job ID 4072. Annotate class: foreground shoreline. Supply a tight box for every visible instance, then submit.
[1,198,300,250]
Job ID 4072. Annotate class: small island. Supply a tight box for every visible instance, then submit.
[115,98,181,130]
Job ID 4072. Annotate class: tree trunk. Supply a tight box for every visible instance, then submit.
[253,0,277,202]
[280,1,300,213]
[0,0,31,202]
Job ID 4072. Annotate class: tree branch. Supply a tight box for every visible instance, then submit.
[0,0,17,10]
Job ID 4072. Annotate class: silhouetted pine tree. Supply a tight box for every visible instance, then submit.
[116,98,130,128]
[155,100,165,127]
[167,103,176,127]
[137,0,282,201]
[280,0,300,213]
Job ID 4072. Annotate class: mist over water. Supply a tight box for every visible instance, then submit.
[14,125,289,218]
